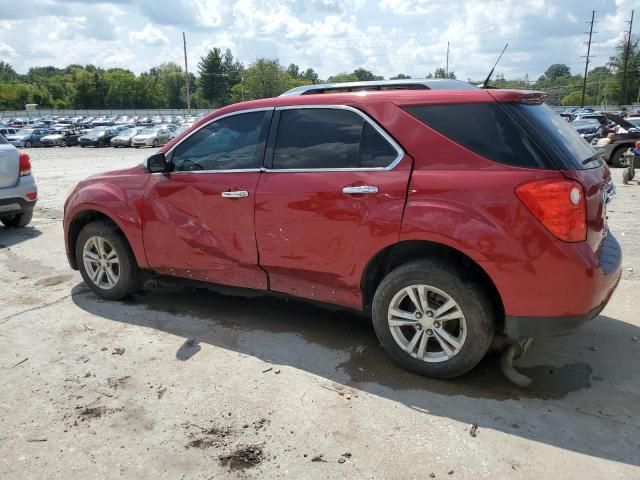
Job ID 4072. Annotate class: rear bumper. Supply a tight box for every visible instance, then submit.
[0,175,38,216]
[501,233,622,339]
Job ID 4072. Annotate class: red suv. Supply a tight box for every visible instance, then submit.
[64,82,621,379]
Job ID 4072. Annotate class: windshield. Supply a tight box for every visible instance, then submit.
[505,103,599,169]
[16,129,33,136]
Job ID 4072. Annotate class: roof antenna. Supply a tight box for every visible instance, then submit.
[482,43,509,88]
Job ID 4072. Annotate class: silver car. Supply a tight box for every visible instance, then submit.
[0,135,37,227]
[131,127,171,148]
[111,127,143,147]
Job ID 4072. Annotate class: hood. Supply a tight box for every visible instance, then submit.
[604,112,638,130]
[85,164,147,182]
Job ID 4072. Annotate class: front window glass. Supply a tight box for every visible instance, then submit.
[172,111,266,171]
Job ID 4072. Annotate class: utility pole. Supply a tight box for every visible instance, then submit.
[621,10,634,106]
[182,32,191,112]
[445,42,449,77]
[581,10,596,108]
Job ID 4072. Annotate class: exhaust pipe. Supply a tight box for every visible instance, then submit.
[500,343,533,387]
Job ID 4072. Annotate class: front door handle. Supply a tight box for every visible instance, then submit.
[342,185,379,195]
[221,190,249,198]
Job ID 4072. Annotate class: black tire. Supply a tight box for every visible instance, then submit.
[97,140,105,148]
[371,259,494,379]
[24,140,32,148]
[75,221,142,300]
[80,145,85,148]
[1,209,33,228]
[610,147,628,168]
[61,140,67,147]
[152,139,159,148]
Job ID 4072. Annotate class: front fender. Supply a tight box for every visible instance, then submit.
[64,173,150,268]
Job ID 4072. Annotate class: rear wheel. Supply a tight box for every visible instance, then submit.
[152,139,159,148]
[61,140,67,147]
[1,209,33,228]
[76,221,142,300]
[372,259,494,379]
[24,140,32,148]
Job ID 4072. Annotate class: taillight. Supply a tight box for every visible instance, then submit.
[515,178,586,242]
[19,152,31,176]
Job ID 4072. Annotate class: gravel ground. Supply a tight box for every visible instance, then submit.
[0,146,639,479]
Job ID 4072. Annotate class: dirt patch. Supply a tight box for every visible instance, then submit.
[107,375,130,390]
[184,423,234,449]
[78,406,124,419]
[35,274,73,287]
[219,445,265,471]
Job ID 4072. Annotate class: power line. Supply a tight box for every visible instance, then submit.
[581,10,597,107]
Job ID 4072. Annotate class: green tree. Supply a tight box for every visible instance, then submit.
[327,72,358,83]
[353,67,383,81]
[390,73,411,79]
[543,64,571,82]
[301,68,319,84]
[198,48,228,106]
[0,61,18,83]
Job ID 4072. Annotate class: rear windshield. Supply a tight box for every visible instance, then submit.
[405,102,600,170]
[504,103,600,169]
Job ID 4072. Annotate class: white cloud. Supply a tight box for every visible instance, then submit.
[0,0,634,82]
[129,23,170,46]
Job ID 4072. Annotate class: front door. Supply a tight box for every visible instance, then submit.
[255,106,412,310]
[142,109,273,290]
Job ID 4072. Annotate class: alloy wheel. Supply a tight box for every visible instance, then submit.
[387,284,467,363]
[82,236,120,290]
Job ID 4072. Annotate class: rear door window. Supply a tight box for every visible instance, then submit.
[272,108,399,169]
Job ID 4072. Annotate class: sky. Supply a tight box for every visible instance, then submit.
[0,0,638,81]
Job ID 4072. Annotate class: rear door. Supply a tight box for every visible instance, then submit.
[0,136,19,188]
[255,105,412,310]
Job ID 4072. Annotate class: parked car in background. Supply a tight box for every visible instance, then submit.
[625,117,640,128]
[0,127,18,138]
[131,127,171,148]
[5,128,53,148]
[64,84,620,380]
[571,119,604,143]
[78,128,119,148]
[0,135,36,228]
[40,129,81,147]
[169,124,192,139]
[110,128,142,147]
[593,113,640,166]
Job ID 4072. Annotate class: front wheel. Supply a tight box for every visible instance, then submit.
[610,147,627,168]
[152,139,159,148]
[372,259,494,379]
[24,140,32,148]
[76,221,142,300]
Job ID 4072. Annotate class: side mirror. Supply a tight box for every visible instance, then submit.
[144,152,170,173]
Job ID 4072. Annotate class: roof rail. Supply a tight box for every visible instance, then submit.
[280,79,478,96]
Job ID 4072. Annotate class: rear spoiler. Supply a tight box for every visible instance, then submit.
[488,90,548,105]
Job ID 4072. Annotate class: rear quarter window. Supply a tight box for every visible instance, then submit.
[404,103,552,169]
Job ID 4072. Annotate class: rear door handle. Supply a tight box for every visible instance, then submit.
[342,185,379,195]
[221,190,249,198]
